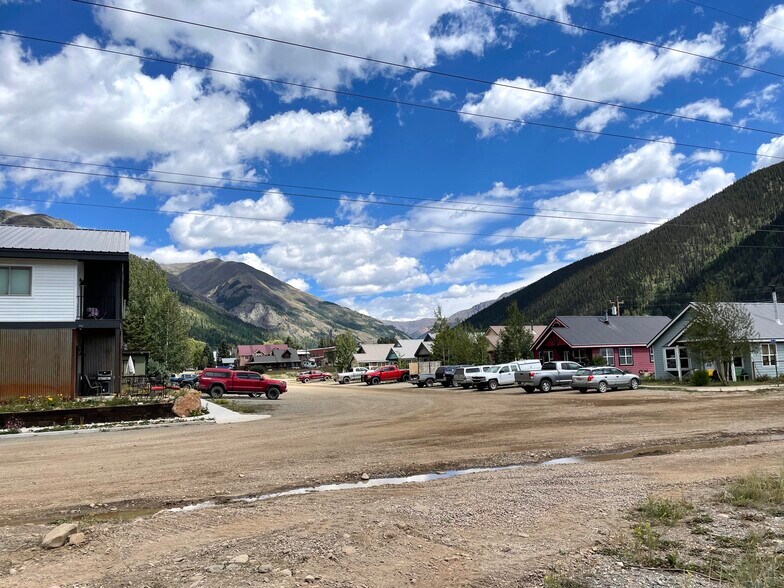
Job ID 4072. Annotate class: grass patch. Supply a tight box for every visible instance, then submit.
[720,469,784,515]
[726,552,784,587]
[213,400,275,414]
[542,572,591,588]
[637,496,693,526]
[0,395,169,414]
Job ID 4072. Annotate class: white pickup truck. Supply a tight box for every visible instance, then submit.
[471,360,542,391]
[335,367,368,384]
[515,361,583,393]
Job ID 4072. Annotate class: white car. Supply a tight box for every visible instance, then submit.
[471,360,542,391]
[454,365,491,389]
[335,367,369,384]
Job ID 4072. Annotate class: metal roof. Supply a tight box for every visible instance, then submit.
[0,225,129,254]
[651,303,784,345]
[545,315,672,347]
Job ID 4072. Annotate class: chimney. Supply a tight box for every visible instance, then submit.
[773,286,782,326]
[604,309,610,324]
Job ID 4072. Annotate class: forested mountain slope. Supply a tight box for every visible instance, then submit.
[469,162,784,326]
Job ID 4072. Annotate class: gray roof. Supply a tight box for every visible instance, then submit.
[0,225,129,254]
[393,339,427,360]
[652,303,784,345]
[354,343,394,364]
[545,315,671,348]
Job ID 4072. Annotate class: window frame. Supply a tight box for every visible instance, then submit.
[540,350,554,362]
[598,347,616,367]
[572,349,590,365]
[761,343,777,367]
[0,266,32,296]
[618,347,634,366]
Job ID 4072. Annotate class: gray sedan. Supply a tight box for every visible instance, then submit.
[571,367,640,393]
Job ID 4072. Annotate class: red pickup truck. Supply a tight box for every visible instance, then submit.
[198,369,287,400]
[363,365,409,385]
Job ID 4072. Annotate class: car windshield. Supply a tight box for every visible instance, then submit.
[576,368,593,375]
[488,366,501,373]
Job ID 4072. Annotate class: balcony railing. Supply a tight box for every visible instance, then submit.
[78,295,117,320]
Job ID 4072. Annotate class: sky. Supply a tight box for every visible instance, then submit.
[1,0,784,322]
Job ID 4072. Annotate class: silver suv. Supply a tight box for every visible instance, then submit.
[453,365,491,389]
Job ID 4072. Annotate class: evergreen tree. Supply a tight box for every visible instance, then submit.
[217,340,232,361]
[430,305,454,363]
[497,302,534,362]
[203,343,215,368]
[334,332,358,371]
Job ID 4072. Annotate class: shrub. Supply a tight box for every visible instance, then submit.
[690,369,710,386]
[591,355,607,366]
[637,497,693,526]
[721,469,784,515]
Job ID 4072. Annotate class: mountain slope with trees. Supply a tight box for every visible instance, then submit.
[469,162,784,326]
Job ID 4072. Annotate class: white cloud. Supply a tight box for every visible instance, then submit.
[688,150,723,164]
[335,194,377,224]
[673,98,732,123]
[600,0,641,22]
[460,77,556,136]
[96,0,500,99]
[112,177,148,201]
[507,0,581,24]
[587,141,683,190]
[432,248,541,283]
[735,83,781,125]
[160,192,215,212]
[428,89,457,104]
[752,136,784,170]
[742,5,784,66]
[0,35,374,196]
[287,278,311,292]
[576,105,626,134]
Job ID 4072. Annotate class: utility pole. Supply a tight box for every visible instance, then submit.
[609,298,624,316]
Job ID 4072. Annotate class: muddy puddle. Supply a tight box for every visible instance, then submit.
[59,431,784,524]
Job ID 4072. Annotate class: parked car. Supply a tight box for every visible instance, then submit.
[335,367,369,384]
[363,365,409,385]
[297,370,331,383]
[435,365,467,387]
[453,365,491,389]
[516,361,583,393]
[178,373,200,390]
[410,373,436,387]
[197,368,287,400]
[571,367,640,393]
[471,360,542,391]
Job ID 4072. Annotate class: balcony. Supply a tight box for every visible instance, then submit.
[78,294,118,320]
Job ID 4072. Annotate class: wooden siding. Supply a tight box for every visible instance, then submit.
[79,330,121,394]
[0,328,74,401]
[0,258,77,322]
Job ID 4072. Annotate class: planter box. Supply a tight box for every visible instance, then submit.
[0,402,176,429]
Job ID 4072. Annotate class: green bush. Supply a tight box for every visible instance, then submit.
[690,369,710,386]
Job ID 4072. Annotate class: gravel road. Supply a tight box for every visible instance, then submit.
[1,382,783,587]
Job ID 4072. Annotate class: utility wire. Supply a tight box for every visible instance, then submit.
[4,32,784,165]
[65,1,783,136]
[466,0,784,79]
[0,151,669,222]
[4,162,784,246]
[682,0,784,33]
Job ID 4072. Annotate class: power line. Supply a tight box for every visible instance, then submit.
[466,0,784,79]
[4,162,784,248]
[682,0,784,33]
[6,158,784,234]
[4,33,784,165]
[0,151,669,222]
[65,1,783,136]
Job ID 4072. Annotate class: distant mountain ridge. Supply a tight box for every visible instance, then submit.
[0,210,76,228]
[163,258,405,345]
[468,162,784,327]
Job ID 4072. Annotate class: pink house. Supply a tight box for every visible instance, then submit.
[533,315,671,373]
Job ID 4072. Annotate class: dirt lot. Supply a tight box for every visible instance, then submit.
[1,382,784,587]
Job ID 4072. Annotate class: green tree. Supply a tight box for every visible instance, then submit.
[124,256,191,372]
[203,343,215,368]
[217,340,232,362]
[496,302,534,363]
[377,336,397,344]
[185,338,207,369]
[685,283,756,383]
[334,332,357,372]
[430,305,454,363]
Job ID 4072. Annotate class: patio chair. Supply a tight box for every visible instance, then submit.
[80,374,102,396]
[734,367,749,381]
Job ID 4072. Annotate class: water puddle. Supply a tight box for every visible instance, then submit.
[54,431,784,524]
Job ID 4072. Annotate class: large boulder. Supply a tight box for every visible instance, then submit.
[41,523,78,549]
[173,391,202,417]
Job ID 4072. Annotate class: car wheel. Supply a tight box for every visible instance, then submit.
[417,383,424,388]
[597,381,608,393]
[302,377,309,383]
[523,386,536,394]
[372,377,380,385]
[181,383,192,390]
[265,387,280,400]
[425,378,435,387]
[342,376,350,384]
[629,378,640,390]
[488,380,499,391]
[540,379,552,393]
[477,384,487,391]
[249,392,262,398]
[209,386,224,399]
[401,374,410,382]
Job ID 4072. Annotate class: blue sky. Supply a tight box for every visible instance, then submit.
[1,0,784,321]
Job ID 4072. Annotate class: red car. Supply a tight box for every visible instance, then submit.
[363,365,409,385]
[297,370,331,383]
[197,369,287,400]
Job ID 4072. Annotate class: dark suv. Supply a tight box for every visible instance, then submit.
[435,365,467,387]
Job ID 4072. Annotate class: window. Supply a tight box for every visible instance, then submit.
[247,372,262,380]
[499,366,509,373]
[572,349,590,365]
[599,348,615,366]
[542,362,557,370]
[664,348,689,371]
[649,348,654,363]
[562,351,570,361]
[540,350,554,362]
[0,266,32,296]
[567,363,583,370]
[761,343,777,366]
[619,347,633,366]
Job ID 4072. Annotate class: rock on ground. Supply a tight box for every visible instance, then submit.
[173,392,202,417]
[41,523,78,549]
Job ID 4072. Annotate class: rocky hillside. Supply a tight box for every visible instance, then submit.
[0,210,76,228]
[468,162,784,326]
[164,258,404,345]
